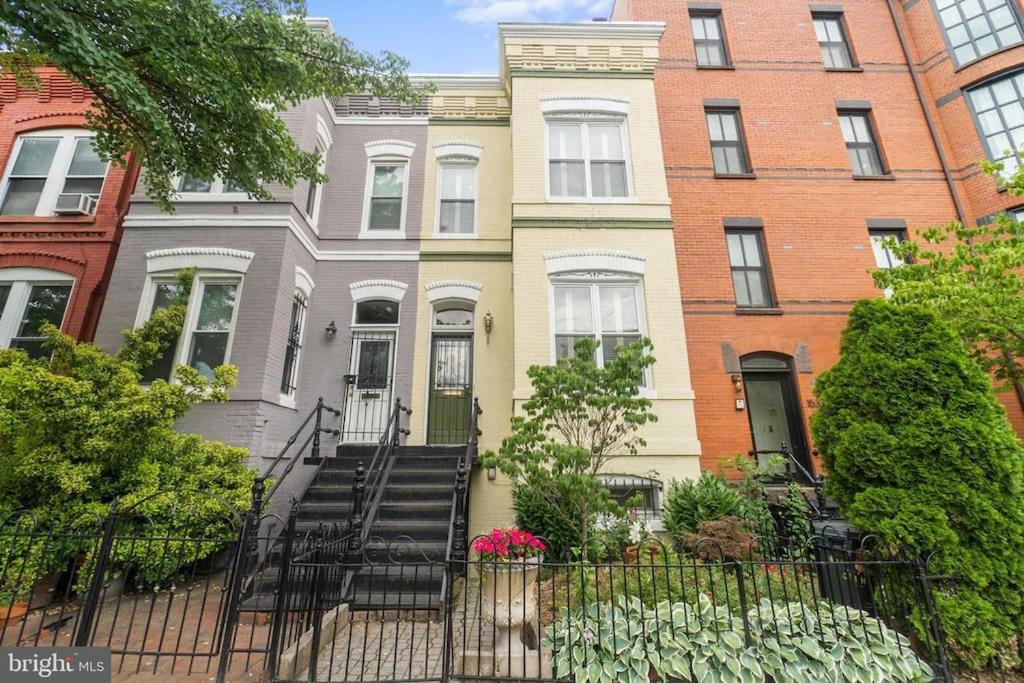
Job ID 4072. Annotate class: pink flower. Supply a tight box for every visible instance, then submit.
[528,538,546,551]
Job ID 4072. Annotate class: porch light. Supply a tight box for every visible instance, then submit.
[483,311,494,343]
[325,320,338,337]
[731,374,743,392]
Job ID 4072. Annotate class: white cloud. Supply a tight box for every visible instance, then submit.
[447,0,614,25]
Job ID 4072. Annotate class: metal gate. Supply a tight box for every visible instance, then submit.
[342,331,397,443]
[427,334,473,444]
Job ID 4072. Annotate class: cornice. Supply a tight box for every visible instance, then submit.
[497,22,666,41]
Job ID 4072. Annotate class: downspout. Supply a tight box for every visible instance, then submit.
[886,0,1024,412]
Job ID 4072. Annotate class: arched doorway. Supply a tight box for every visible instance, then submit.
[427,303,474,444]
[741,353,812,478]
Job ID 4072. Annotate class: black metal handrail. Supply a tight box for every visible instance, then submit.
[255,397,340,514]
[444,398,480,575]
[749,442,829,518]
[356,397,411,546]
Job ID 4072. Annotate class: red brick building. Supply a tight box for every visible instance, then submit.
[0,67,138,351]
[612,0,1024,476]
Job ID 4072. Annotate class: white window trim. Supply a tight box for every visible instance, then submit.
[0,268,75,348]
[173,176,252,202]
[360,158,411,239]
[279,284,311,408]
[433,157,480,238]
[303,118,332,229]
[547,273,655,395]
[544,116,635,203]
[0,129,108,217]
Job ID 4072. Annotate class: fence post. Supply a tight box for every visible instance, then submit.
[311,397,325,459]
[348,463,366,557]
[914,555,954,683]
[73,503,119,647]
[216,499,259,683]
[266,511,298,681]
[732,562,752,646]
[306,540,326,683]
[453,458,468,563]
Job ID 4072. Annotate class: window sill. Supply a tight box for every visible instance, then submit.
[824,66,863,73]
[696,64,735,70]
[714,173,757,180]
[852,173,895,181]
[735,307,783,316]
[431,231,479,239]
[0,214,97,224]
[545,196,639,204]
[277,393,298,410]
[175,193,255,202]
[358,231,407,239]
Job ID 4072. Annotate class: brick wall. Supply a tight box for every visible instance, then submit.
[619,0,1024,475]
[0,67,138,341]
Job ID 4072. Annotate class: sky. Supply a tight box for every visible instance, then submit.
[309,0,616,74]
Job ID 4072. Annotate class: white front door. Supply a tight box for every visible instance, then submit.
[342,332,395,442]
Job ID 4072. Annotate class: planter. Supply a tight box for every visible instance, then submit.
[624,544,660,565]
[29,572,60,609]
[0,600,29,629]
[479,557,543,676]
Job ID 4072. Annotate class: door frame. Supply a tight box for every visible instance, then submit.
[740,353,813,475]
[342,327,398,443]
[424,301,475,445]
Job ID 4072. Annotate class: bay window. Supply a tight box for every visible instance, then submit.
[0,130,107,216]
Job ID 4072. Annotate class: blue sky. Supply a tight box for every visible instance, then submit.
[309,0,615,74]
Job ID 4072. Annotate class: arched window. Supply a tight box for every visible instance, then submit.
[0,267,75,358]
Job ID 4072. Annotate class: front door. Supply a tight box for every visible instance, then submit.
[741,355,812,478]
[427,334,473,444]
[343,332,395,442]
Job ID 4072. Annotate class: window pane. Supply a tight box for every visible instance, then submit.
[601,333,642,367]
[372,165,405,198]
[357,340,391,387]
[741,232,762,266]
[16,285,71,338]
[726,233,745,266]
[554,286,593,334]
[188,332,228,378]
[745,271,768,307]
[599,286,639,333]
[61,177,104,195]
[355,300,399,325]
[732,271,751,307]
[435,308,473,327]
[139,282,185,383]
[555,334,591,360]
[12,138,59,176]
[549,124,583,159]
[1,178,45,215]
[588,125,624,160]
[180,176,212,192]
[369,197,402,230]
[195,283,237,331]
[439,200,475,233]
[549,161,586,197]
[0,284,10,315]
[441,166,476,199]
[67,139,106,176]
[590,161,627,197]
[305,181,319,216]
[707,113,724,141]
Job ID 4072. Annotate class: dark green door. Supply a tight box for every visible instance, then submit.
[427,333,473,444]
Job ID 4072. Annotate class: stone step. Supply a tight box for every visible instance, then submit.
[368,519,451,542]
[376,500,452,522]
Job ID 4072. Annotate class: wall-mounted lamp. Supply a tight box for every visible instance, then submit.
[325,320,338,338]
[487,464,497,481]
[483,311,494,344]
[731,374,743,392]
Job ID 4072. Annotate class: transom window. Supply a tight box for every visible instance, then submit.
[552,277,647,384]
[726,229,774,308]
[839,111,886,176]
[365,163,407,233]
[706,108,752,175]
[437,161,477,234]
[0,131,107,216]
[690,11,729,67]
[935,0,1022,66]
[968,72,1024,176]
[548,121,629,199]
[354,299,400,325]
[280,292,308,396]
[813,13,855,69]
[138,275,241,382]
[434,306,474,329]
[0,269,74,359]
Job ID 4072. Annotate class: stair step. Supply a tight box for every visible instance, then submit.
[303,485,353,502]
[368,519,450,542]
[297,501,357,519]
[377,500,452,521]
[349,592,441,611]
[362,540,448,562]
[383,483,454,502]
[387,469,457,485]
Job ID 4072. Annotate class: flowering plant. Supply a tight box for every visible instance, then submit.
[473,528,546,563]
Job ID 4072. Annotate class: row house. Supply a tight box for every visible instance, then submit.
[92,19,702,535]
[0,67,138,353]
[612,0,1024,477]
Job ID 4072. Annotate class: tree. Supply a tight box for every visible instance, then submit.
[0,270,255,586]
[811,299,1024,668]
[0,1,421,211]
[482,338,657,556]
[872,161,1024,402]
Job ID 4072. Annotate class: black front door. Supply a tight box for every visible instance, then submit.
[427,334,473,444]
[741,355,812,478]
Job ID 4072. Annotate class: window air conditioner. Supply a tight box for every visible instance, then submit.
[54,193,98,216]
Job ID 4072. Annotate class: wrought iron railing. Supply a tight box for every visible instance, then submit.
[749,441,829,517]
[355,397,411,547]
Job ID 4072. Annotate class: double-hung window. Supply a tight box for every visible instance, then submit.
[437,162,477,234]
[139,280,187,383]
[304,141,326,223]
[869,229,906,271]
[813,13,855,69]
[690,10,729,67]
[552,277,647,384]
[176,176,245,194]
[0,131,107,216]
[726,229,774,308]
[548,121,629,199]
[706,108,752,175]
[0,269,74,358]
[839,111,886,177]
[935,0,1023,66]
[968,72,1024,176]
[280,292,308,395]
[186,281,239,380]
[365,163,407,232]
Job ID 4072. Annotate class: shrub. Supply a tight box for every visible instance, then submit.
[544,594,934,682]
[812,299,1024,668]
[662,471,746,536]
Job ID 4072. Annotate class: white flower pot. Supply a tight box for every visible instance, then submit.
[479,556,542,671]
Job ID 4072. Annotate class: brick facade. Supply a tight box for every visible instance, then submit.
[614,0,1024,476]
[0,67,138,342]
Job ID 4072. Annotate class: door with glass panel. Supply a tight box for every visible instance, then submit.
[427,306,474,445]
[343,300,400,443]
[741,354,812,479]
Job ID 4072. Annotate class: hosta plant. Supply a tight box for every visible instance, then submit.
[543,594,933,683]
